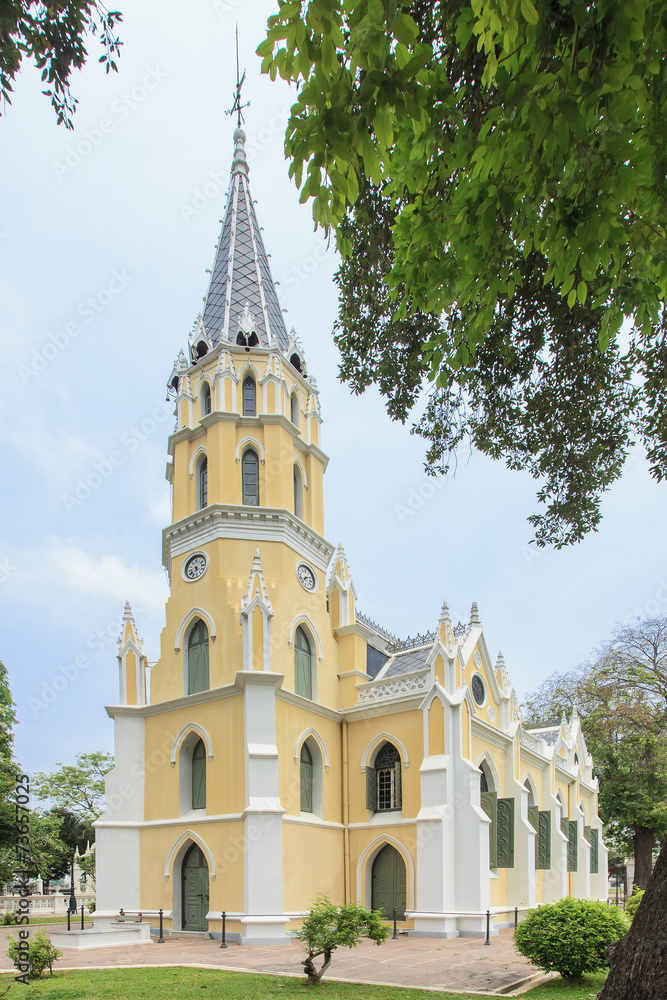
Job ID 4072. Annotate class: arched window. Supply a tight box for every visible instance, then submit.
[290,392,299,428]
[294,626,312,699]
[300,742,313,813]
[290,353,303,374]
[242,449,259,505]
[187,619,209,695]
[366,742,401,812]
[192,738,206,809]
[201,383,211,417]
[197,456,208,510]
[293,464,303,519]
[243,376,256,416]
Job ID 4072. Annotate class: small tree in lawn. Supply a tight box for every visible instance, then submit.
[296,895,390,984]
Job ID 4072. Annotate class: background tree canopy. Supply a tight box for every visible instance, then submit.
[522,616,667,889]
[259,0,667,547]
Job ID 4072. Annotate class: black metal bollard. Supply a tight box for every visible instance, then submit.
[158,908,165,943]
[80,904,85,930]
[514,906,518,928]
[67,908,71,932]
[485,909,491,946]
[220,910,227,948]
[392,906,398,940]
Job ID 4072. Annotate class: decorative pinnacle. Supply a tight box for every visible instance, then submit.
[496,650,506,667]
[560,711,568,726]
[439,598,452,623]
[571,704,580,721]
[469,601,481,626]
[122,601,134,622]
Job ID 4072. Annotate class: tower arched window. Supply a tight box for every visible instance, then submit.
[300,742,313,813]
[197,456,208,510]
[366,741,401,812]
[293,464,303,519]
[187,619,210,695]
[242,449,259,505]
[290,392,299,428]
[294,625,312,699]
[201,383,211,417]
[191,738,206,809]
[243,376,256,416]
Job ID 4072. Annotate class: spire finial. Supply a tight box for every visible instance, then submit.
[469,601,481,626]
[226,24,251,127]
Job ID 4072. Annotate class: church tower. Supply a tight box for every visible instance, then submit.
[94,119,608,947]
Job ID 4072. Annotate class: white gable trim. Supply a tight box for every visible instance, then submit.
[360,733,410,772]
[170,723,214,765]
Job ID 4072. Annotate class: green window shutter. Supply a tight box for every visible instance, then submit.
[300,744,313,813]
[187,620,210,695]
[561,815,570,838]
[294,627,312,698]
[394,759,402,809]
[528,806,539,867]
[497,798,515,868]
[192,739,206,810]
[584,825,592,845]
[242,449,259,505]
[590,829,599,874]
[568,820,578,871]
[480,791,498,868]
[537,811,551,870]
[366,766,377,810]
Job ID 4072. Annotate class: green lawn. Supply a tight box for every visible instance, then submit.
[0,967,609,998]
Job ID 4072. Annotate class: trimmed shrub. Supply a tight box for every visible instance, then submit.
[0,910,18,925]
[624,888,644,921]
[7,930,62,979]
[514,897,628,978]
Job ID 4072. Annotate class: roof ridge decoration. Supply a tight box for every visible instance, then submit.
[200,127,289,352]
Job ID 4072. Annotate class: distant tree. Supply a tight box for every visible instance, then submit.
[296,895,390,984]
[0,662,20,884]
[523,617,667,889]
[32,752,113,823]
[0,1,122,128]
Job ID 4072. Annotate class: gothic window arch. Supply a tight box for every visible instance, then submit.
[242,375,256,416]
[200,382,211,418]
[242,448,259,505]
[176,729,209,815]
[293,463,303,519]
[366,741,401,812]
[294,625,314,699]
[290,391,299,428]
[197,455,208,510]
[300,742,313,813]
[187,618,209,695]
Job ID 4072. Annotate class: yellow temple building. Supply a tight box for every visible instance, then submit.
[94,125,608,944]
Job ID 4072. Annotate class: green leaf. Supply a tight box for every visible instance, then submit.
[520,0,539,24]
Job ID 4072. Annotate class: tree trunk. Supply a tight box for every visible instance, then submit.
[633,827,656,890]
[598,838,667,1000]
[302,949,333,984]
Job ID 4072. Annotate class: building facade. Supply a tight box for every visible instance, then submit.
[94,126,608,943]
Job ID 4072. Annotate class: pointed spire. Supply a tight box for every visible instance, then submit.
[560,710,567,726]
[496,650,505,668]
[122,600,134,622]
[200,128,289,352]
[469,601,481,626]
[571,704,580,722]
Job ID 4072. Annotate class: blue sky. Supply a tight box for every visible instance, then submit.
[1,0,665,778]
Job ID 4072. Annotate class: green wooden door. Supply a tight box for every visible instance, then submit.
[372,845,406,920]
[181,844,209,931]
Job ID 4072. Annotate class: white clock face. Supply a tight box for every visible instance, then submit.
[184,554,207,581]
[297,564,316,591]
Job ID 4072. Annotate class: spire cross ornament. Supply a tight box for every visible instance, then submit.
[226,24,251,126]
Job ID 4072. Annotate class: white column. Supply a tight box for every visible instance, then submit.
[237,671,288,945]
[93,713,145,926]
[412,755,459,938]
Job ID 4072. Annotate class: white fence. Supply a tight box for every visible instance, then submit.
[0,894,95,915]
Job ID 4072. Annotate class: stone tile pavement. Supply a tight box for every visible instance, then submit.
[0,924,547,995]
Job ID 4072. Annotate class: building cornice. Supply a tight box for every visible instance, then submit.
[471,715,514,749]
[105,682,242,719]
[163,504,335,574]
[340,696,425,721]
[276,689,341,722]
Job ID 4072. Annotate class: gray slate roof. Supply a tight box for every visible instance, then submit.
[528,727,560,746]
[382,647,430,677]
[201,127,289,351]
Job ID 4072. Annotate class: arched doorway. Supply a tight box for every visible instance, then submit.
[181,843,209,931]
[372,844,406,920]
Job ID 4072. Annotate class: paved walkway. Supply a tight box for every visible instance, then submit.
[0,924,545,995]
